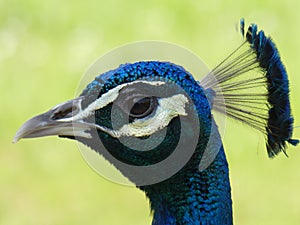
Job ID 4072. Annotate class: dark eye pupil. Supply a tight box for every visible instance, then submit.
[130,97,155,118]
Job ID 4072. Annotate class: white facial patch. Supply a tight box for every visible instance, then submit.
[57,80,189,139]
[111,94,188,138]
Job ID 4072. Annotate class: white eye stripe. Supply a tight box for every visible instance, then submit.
[57,80,189,138]
[58,80,166,122]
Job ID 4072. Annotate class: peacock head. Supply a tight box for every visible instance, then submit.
[14,61,214,185]
[14,20,299,187]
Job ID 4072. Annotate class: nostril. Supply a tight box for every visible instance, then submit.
[51,104,79,120]
[51,108,72,120]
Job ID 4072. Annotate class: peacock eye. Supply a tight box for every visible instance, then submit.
[129,97,157,119]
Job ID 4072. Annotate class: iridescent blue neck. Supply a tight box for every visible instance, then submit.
[141,146,232,225]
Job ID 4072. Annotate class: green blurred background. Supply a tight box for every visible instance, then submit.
[1,0,300,224]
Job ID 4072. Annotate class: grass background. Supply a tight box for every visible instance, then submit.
[1,0,300,224]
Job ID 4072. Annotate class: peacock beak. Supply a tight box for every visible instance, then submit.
[13,97,93,143]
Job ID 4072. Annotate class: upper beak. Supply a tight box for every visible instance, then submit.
[13,97,92,143]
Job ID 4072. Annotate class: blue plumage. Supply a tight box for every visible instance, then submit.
[146,146,232,225]
[14,20,298,225]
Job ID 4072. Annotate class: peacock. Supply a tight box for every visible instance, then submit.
[14,20,298,225]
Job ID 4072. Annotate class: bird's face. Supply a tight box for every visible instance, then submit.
[14,61,212,184]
